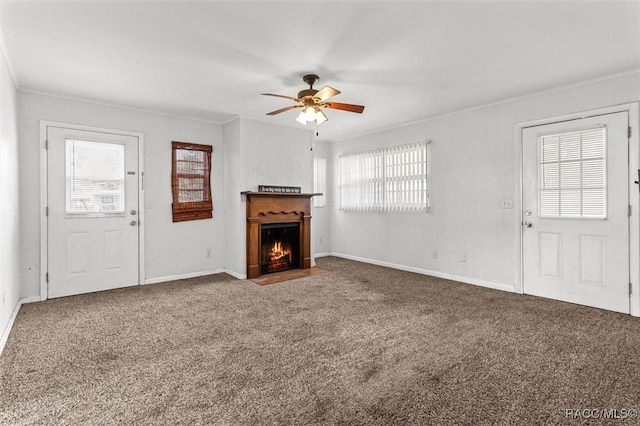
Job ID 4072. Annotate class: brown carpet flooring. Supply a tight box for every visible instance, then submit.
[1,257,639,425]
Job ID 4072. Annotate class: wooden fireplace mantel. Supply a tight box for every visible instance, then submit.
[242,191,321,279]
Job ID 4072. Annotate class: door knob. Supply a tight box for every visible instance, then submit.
[130,220,138,226]
[523,221,533,228]
[130,210,137,215]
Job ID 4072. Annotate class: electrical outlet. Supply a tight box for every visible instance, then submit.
[206,248,212,258]
[432,249,438,259]
[500,198,513,209]
[319,237,323,244]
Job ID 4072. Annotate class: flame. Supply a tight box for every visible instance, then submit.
[267,240,292,270]
[269,240,290,259]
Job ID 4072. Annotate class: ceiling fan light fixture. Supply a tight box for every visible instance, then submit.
[296,111,308,125]
[262,74,364,126]
[303,106,316,121]
[315,109,328,124]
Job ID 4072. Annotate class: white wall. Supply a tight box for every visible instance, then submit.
[222,118,313,277]
[312,140,331,256]
[222,118,243,276]
[330,72,640,289]
[0,46,20,342]
[18,92,225,298]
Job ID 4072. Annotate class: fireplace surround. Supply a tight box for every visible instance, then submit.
[243,191,318,279]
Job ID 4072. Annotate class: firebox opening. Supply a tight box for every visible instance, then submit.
[260,223,300,275]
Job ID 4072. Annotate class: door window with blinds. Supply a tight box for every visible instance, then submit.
[538,127,607,218]
[171,141,213,222]
[66,139,125,215]
[339,141,429,212]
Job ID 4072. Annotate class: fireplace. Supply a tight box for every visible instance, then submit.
[243,191,318,279]
[261,223,300,275]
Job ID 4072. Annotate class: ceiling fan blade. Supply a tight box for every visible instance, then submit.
[266,105,302,116]
[262,93,300,102]
[314,86,341,102]
[323,102,365,114]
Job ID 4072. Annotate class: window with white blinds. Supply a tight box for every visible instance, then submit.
[339,142,428,212]
[66,139,125,214]
[538,127,607,218]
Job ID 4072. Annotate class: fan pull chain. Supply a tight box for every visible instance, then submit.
[310,123,318,151]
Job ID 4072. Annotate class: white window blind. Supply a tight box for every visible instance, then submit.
[538,127,606,218]
[66,139,125,214]
[340,142,428,212]
[314,157,326,207]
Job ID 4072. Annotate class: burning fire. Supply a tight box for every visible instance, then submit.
[269,241,291,262]
[267,240,292,270]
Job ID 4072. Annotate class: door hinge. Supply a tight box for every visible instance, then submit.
[141,171,144,190]
[629,205,632,217]
[46,272,49,283]
[629,126,632,139]
[630,282,633,295]
[45,139,49,149]
[45,206,49,216]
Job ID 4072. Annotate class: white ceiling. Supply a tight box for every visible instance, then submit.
[1,1,639,141]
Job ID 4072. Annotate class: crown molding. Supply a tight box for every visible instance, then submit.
[332,68,640,143]
[19,88,229,125]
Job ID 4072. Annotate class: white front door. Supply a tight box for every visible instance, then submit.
[522,112,629,313]
[47,126,140,298]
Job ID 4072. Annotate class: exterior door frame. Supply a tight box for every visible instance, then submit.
[39,121,145,301]
[515,103,639,316]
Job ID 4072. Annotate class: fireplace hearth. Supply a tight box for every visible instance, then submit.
[243,191,319,279]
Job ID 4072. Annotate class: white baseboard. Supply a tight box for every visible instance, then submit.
[329,252,516,294]
[314,252,331,258]
[0,299,21,356]
[223,269,246,280]
[0,295,40,357]
[20,296,41,304]
[144,269,225,285]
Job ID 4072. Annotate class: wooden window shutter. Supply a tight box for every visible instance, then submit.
[171,141,213,222]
